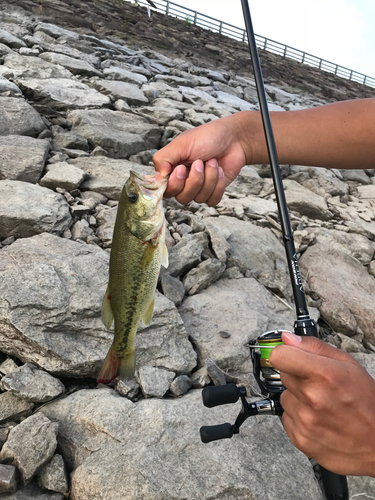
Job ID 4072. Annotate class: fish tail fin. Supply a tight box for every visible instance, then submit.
[118,350,136,382]
[97,346,121,384]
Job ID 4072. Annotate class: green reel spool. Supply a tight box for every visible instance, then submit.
[257,330,285,368]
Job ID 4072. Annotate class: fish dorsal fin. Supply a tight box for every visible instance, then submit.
[142,296,154,326]
[161,243,169,268]
[101,285,114,329]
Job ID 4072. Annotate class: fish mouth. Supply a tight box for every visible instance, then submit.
[130,170,169,190]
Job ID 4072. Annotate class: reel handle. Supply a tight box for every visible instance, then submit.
[202,384,241,408]
[200,423,234,443]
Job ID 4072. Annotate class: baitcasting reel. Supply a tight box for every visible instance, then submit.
[200,329,288,443]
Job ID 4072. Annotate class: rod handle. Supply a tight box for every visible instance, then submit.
[319,466,349,500]
[202,384,240,408]
[200,423,234,443]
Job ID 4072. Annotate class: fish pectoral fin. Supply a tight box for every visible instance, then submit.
[142,296,154,326]
[101,285,114,329]
[161,243,169,268]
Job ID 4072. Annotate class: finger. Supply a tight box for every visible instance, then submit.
[163,164,187,199]
[281,331,358,364]
[175,160,205,205]
[195,158,219,204]
[206,167,226,206]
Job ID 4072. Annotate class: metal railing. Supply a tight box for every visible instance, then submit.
[127,0,375,88]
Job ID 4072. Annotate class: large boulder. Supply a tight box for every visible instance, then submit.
[205,216,292,299]
[0,136,50,183]
[0,181,71,238]
[0,97,46,137]
[67,109,162,159]
[17,79,111,111]
[0,54,73,79]
[41,388,324,500]
[179,278,295,374]
[300,244,375,343]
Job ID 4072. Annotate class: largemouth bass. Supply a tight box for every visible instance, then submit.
[97,171,169,384]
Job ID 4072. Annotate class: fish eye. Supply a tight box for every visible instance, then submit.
[128,193,138,203]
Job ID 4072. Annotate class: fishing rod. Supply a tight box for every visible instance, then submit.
[199,2,349,499]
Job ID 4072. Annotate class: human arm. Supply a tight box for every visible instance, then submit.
[269,331,375,477]
[153,98,375,205]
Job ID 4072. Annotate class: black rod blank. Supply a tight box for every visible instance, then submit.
[240,0,309,319]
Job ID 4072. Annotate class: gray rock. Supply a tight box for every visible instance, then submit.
[300,244,375,343]
[137,366,175,398]
[0,479,64,499]
[0,359,19,376]
[215,90,255,111]
[340,169,371,185]
[135,291,197,374]
[34,22,80,40]
[0,413,58,484]
[351,353,375,380]
[292,166,349,198]
[225,165,264,197]
[337,333,366,353]
[369,260,375,277]
[0,97,46,137]
[204,219,230,262]
[0,393,33,424]
[38,454,68,494]
[17,78,111,111]
[40,162,87,191]
[206,216,292,299]
[70,220,94,242]
[39,52,102,78]
[0,464,17,493]
[206,358,227,386]
[73,157,154,200]
[346,476,375,500]
[190,366,211,388]
[179,278,295,374]
[53,132,89,151]
[311,227,374,266]
[183,258,226,295]
[40,388,323,500]
[159,270,185,306]
[92,79,149,105]
[167,232,209,277]
[169,375,192,396]
[0,363,65,403]
[0,29,26,49]
[0,136,50,183]
[68,109,162,159]
[96,206,117,246]
[103,66,147,86]
[0,76,22,97]
[357,184,375,200]
[138,106,184,125]
[1,54,73,80]
[0,233,110,377]
[0,421,16,448]
[115,379,140,400]
[284,179,332,220]
[0,180,72,239]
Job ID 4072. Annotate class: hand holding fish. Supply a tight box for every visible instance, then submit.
[153,99,375,206]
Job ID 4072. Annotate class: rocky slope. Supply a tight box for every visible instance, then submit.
[0,0,374,498]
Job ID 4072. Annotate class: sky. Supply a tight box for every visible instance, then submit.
[166,0,375,79]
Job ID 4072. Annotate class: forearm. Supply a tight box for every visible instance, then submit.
[236,98,375,169]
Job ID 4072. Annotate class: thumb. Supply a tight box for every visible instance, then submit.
[281,331,358,364]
